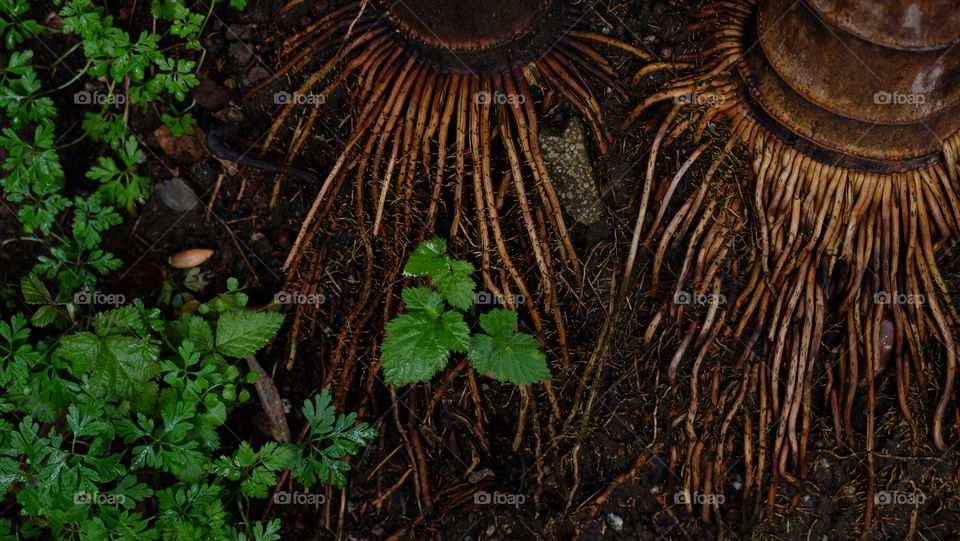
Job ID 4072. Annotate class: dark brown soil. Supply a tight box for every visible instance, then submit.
[6,0,960,540]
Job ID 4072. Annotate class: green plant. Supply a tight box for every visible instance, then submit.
[381,238,551,386]
[0,2,379,539]
[0,0,238,295]
[0,277,377,539]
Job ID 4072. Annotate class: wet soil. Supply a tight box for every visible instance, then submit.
[5,0,960,540]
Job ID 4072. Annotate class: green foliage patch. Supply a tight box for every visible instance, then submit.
[381,238,551,386]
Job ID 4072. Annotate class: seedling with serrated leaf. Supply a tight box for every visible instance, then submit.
[381,238,551,387]
[403,237,477,309]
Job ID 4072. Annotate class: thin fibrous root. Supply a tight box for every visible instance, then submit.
[627,0,960,527]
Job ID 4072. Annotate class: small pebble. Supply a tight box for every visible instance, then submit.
[606,513,624,531]
[245,66,272,86]
[229,41,253,64]
[155,177,200,212]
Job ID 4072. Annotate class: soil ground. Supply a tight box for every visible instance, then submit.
[5,0,960,539]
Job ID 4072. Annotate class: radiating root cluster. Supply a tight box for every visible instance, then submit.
[253,2,631,366]
[625,0,960,523]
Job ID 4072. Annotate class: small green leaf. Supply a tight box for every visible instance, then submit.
[20,273,50,304]
[58,333,161,399]
[403,238,448,277]
[381,309,470,386]
[468,309,550,385]
[188,316,214,352]
[402,287,444,314]
[215,311,284,358]
[402,238,476,310]
[30,305,58,327]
